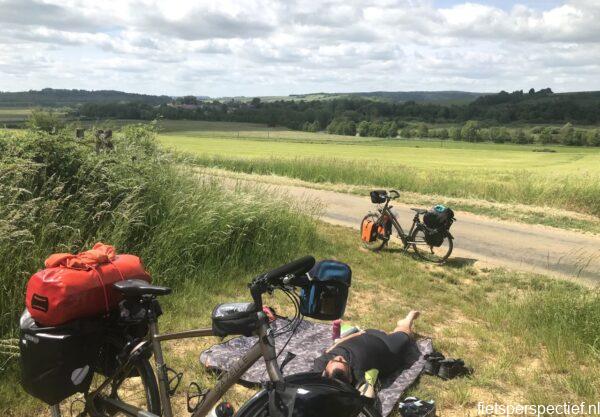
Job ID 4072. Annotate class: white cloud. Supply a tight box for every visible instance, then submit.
[0,0,599,96]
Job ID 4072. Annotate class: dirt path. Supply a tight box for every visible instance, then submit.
[205,171,600,284]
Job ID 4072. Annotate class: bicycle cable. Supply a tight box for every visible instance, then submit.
[272,287,300,336]
[273,288,304,361]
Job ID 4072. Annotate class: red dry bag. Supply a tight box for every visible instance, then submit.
[26,243,151,326]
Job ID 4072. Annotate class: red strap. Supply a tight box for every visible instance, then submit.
[109,259,125,281]
[91,266,111,315]
[92,261,126,315]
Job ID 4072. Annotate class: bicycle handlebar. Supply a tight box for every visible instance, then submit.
[261,255,315,284]
[249,256,315,309]
[389,190,400,199]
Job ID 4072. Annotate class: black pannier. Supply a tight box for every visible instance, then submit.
[424,230,445,247]
[19,310,99,405]
[370,190,388,204]
[423,205,455,230]
[299,260,351,320]
[211,302,259,337]
[95,300,151,377]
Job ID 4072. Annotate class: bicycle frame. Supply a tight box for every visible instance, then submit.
[377,199,420,246]
[89,311,282,417]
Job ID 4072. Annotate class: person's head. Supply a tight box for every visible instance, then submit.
[323,355,352,384]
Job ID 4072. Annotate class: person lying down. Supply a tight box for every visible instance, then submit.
[312,310,421,385]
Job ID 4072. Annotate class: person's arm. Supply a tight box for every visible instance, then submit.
[326,330,365,353]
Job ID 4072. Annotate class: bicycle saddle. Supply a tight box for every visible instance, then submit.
[411,208,428,214]
[113,279,172,297]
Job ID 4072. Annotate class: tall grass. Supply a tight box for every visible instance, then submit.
[0,126,317,337]
[184,155,600,216]
[485,284,600,364]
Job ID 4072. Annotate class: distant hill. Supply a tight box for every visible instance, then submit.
[219,90,486,104]
[0,88,172,107]
[291,91,486,104]
[75,87,600,127]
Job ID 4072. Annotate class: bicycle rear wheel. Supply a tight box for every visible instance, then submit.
[410,227,453,264]
[360,213,389,251]
[92,357,161,417]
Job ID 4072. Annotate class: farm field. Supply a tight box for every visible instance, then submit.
[0,107,69,125]
[158,121,600,220]
[0,108,31,122]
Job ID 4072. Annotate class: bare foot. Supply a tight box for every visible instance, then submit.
[395,310,421,335]
[406,310,420,322]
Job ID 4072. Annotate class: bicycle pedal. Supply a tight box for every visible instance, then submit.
[186,382,208,413]
[166,367,183,396]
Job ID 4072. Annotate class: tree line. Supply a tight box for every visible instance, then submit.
[321,118,599,146]
[72,88,600,146]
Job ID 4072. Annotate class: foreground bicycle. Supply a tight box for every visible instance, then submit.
[360,190,455,263]
[24,256,380,417]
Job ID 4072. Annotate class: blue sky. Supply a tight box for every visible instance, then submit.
[0,0,599,96]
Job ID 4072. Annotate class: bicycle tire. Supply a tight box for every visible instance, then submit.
[238,394,382,417]
[410,226,453,264]
[87,357,161,417]
[360,213,389,251]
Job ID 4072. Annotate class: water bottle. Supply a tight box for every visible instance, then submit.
[208,402,234,417]
[332,319,342,340]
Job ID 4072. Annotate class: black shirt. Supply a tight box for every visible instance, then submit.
[313,329,410,384]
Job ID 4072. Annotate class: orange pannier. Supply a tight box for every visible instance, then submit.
[361,219,377,242]
[26,243,151,326]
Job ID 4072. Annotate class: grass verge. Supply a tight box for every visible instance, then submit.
[0,126,318,336]
[0,125,319,413]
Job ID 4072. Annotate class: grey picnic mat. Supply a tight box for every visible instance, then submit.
[199,319,433,416]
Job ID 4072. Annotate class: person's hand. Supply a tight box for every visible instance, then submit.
[326,330,365,352]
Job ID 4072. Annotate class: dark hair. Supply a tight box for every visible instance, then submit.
[329,368,351,384]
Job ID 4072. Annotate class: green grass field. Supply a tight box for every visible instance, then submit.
[158,121,600,218]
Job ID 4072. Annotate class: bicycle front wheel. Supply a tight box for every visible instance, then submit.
[360,213,389,251]
[410,227,453,264]
[237,394,381,417]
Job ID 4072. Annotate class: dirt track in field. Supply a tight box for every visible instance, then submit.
[205,171,600,284]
